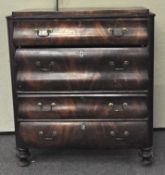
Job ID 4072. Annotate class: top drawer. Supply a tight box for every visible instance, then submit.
[13,19,148,47]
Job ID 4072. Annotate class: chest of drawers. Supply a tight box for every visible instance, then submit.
[7,8,155,166]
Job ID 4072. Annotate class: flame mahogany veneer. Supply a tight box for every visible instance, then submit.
[7,8,155,166]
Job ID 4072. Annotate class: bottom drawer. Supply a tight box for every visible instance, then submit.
[18,121,150,148]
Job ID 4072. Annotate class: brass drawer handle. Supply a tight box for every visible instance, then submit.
[122,27,128,33]
[107,27,128,36]
[35,60,55,72]
[110,130,129,140]
[110,130,116,136]
[34,28,53,37]
[37,102,43,108]
[38,130,57,141]
[123,130,129,137]
[115,138,126,141]
[115,131,129,141]
[108,102,128,112]
[123,102,128,109]
[51,102,56,111]
[108,102,114,109]
[107,27,113,33]
[109,60,130,71]
[37,102,44,111]
[37,102,56,111]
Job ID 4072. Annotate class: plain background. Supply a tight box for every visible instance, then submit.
[0,0,164,132]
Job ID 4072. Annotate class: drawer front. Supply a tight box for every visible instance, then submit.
[18,121,150,148]
[13,19,148,46]
[16,48,149,91]
[16,47,148,71]
[18,95,148,119]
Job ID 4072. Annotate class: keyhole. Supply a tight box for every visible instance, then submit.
[80,50,84,58]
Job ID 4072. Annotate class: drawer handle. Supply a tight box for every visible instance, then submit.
[115,138,126,141]
[38,130,57,141]
[115,131,129,141]
[110,130,129,137]
[37,102,42,108]
[109,60,129,71]
[123,130,129,137]
[107,27,128,36]
[35,61,55,72]
[34,28,53,37]
[51,102,56,111]
[122,27,128,33]
[37,102,56,111]
[107,27,113,33]
[110,130,116,136]
[108,102,128,112]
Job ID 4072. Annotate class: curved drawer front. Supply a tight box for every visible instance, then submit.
[16,48,149,91]
[17,71,148,91]
[13,19,148,46]
[19,121,150,148]
[16,47,148,71]
[18,95,148,119]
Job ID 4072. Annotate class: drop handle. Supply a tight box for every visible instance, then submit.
[115,131,130,141]
[108,102,128,112]
[34,28,53,37]
[37,102,43,111]
[115,138,126,141]
[37,102,56,111]
[109,131,125,141]
[107,27,128,36]
[109,60,129,71]
[38,130,57,141]
[35,60,55,72]
[50,102,56,111]
[110,130,116,136]
[123,130,129,137]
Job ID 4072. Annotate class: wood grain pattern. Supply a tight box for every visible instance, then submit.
[18,121,150,148]
[16,48,149,91]
[16,71,148,91]
[12,8,150,18]
[7,8,155,163]
[18,96,148,119]
[13,19,148,46]
[15,47,149,71]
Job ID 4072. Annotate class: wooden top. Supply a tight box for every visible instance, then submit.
[10,7,153,19]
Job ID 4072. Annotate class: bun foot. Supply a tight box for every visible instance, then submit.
[16,148,31,167]
[138,147,153,166]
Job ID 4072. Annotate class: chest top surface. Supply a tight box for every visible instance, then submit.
[10,7,154,19]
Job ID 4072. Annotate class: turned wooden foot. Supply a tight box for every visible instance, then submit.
[138,147,153,166]
[16,148,31,167]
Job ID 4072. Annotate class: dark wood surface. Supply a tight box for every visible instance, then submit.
[11,7,150,19]
[7,8,155,165]
[15,47,149,91]
[13,19,148,46]
[18,95,148,119]
[19,121,150,148]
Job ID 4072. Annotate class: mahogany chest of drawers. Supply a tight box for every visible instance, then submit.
[7,8,155,166]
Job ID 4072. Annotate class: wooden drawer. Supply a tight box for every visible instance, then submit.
[18,95,148,119]
[16,48,149,91]
[18,121,150,148]
[16,47,148,71]
[13,19,148,47]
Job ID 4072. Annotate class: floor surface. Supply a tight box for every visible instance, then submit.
[0,131,164,175]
